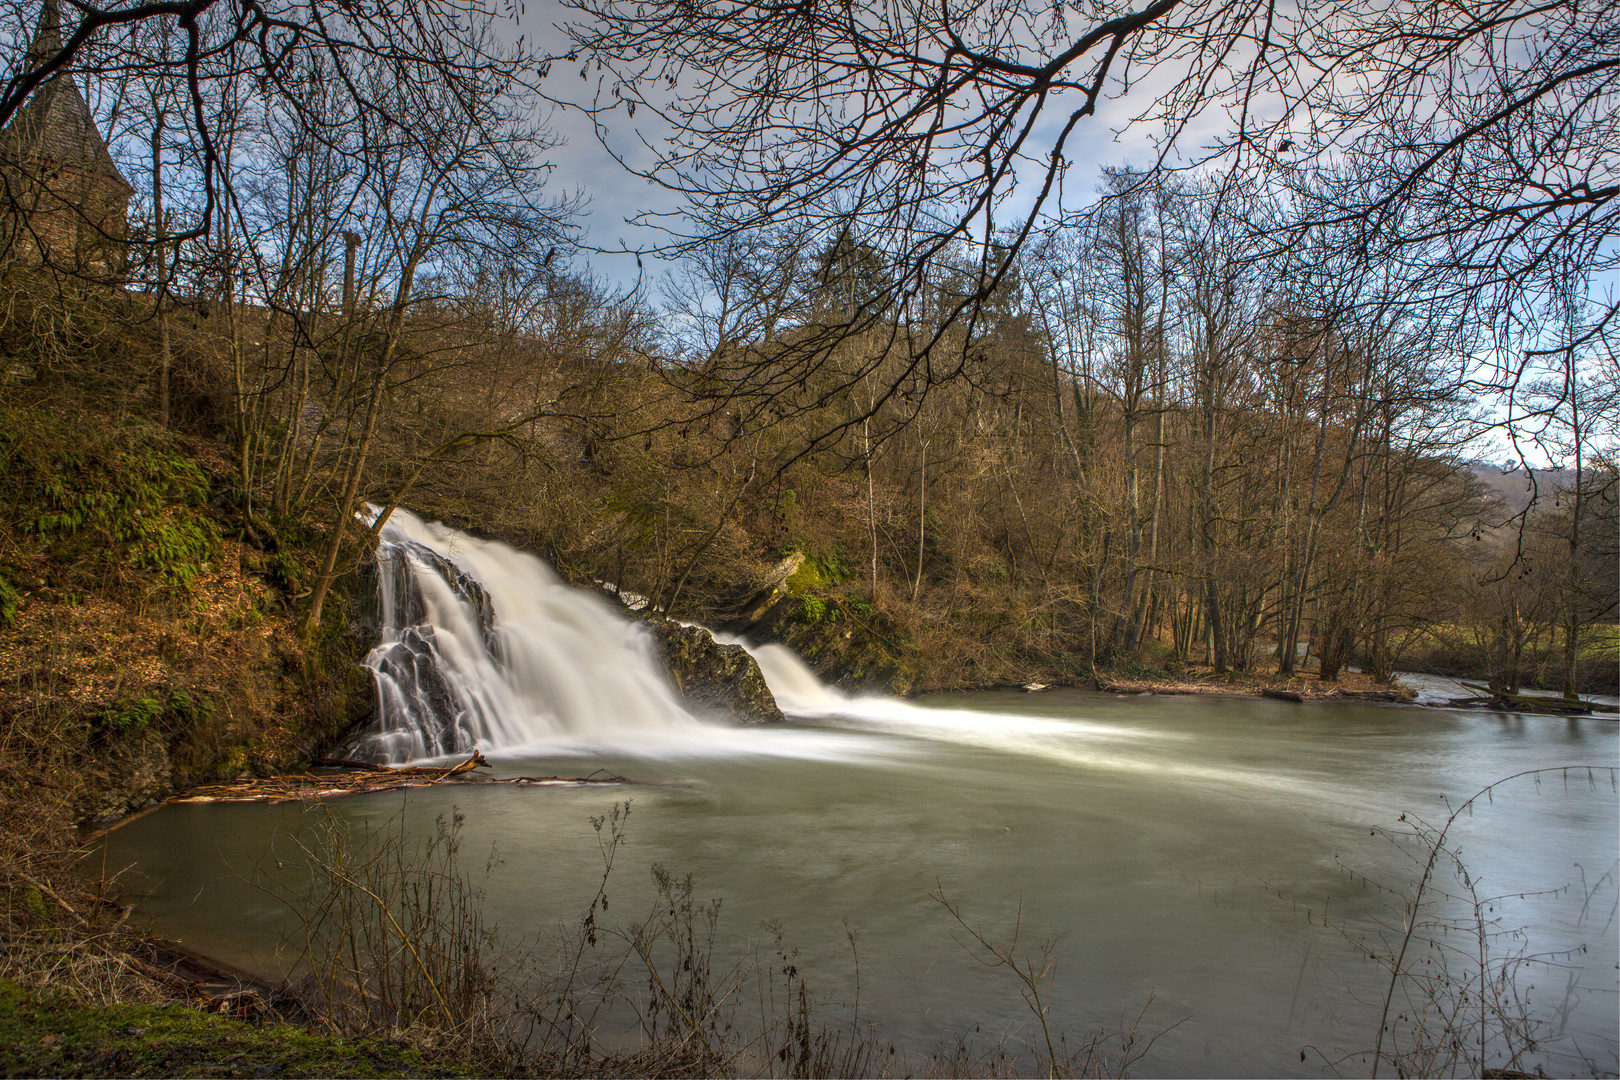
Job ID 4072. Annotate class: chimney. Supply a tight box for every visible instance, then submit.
[342,230,360,319]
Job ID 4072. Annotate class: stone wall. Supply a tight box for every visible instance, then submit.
[0,160,131,278]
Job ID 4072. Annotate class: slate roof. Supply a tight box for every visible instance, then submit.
[2,0,133,192]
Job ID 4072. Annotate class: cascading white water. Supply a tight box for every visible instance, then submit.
[706,627,1187,768]
[353,509,1168,767]
[351,509,702,763]
[707,632,851,716]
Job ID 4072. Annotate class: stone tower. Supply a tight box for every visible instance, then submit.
[0,0,134,276]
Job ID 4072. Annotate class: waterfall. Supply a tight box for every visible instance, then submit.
[707,629,1162,758]
[706,632,852,716]
[349,509,701,763]
[349,509,1138,767]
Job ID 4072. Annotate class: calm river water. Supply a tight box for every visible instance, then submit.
[101,691,1618,1076]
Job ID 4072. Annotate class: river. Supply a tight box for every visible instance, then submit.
[100,688,1618,1077]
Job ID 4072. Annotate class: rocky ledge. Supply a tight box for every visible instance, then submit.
[638,618,785,725]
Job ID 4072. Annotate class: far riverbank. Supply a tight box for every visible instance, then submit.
[1087,663,1618,715]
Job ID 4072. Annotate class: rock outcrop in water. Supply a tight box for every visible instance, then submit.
[639,619,784,725]
[720,552,917,696]
[369,539,501,654]
[346,536,503,761]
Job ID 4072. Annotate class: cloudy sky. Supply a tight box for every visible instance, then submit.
[506,0,1180,290]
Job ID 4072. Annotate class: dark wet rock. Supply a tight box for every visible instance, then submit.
[641,618,784,725]
[374,541,500,656]
[353,626,480,756]
[346,544,491,761]
[75,729,171,823]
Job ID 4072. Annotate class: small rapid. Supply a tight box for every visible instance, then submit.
[707,628,1177,750]
[706,632,851,716]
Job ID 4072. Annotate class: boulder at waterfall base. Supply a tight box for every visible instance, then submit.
[641,619,785,724]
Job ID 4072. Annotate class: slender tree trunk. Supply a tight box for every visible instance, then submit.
[1118,397,1140,652]
[150,111,170,429]
[913,437,927,601]
[302,236,423,635]
[302,350,386,634]
[864,415,878,605]
[1281,348,1336,674]
[1199,352,1227,672]
[1562,383,1583,700]
[1136,339,1167,654]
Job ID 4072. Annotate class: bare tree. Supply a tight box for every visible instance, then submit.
[291,40,576,631]
[557,0,1614,459]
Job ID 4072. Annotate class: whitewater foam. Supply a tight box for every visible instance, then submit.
[353,511,1207,784]
[351,509,703,762]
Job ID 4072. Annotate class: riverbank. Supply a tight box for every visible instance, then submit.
[1089,664,1619,715]
[1090,663,1416,704]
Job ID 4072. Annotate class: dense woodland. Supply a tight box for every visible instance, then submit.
[0,0,1614,694]
[0,0,1607,702]
[3,170,1614,695]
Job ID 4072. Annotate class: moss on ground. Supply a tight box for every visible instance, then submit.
[0,402,220,590]
[0,980,473,1078]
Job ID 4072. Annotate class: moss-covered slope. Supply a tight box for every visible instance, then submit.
[0,981,472,1078]
[0,400,370,824]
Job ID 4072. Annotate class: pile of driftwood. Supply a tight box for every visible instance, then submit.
[169,752,632,805]
[1445,682,1619,717]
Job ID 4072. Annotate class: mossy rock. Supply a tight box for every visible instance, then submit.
[720,575,918,696]
[640,618,784,724]
[72,728,172,824]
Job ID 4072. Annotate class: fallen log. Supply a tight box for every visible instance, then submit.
[166,753,635,806]
[1450,683,1613,716]
[310,756,392,771]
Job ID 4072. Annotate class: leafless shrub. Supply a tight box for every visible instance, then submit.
[932,883,1180,1079]
[258,804,521,1054]
[261,800,1175,1077]
[1287,766,1620,1079]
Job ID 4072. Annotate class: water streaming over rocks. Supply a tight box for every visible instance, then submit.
[349,510,1113,764]
[348,509,705,763]
[708,632,852,715]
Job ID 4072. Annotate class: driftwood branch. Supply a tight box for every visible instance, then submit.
[1451,683,1617,716]
[166,753,635,805]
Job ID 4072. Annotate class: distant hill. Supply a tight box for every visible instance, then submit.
[1467,462,1576,515]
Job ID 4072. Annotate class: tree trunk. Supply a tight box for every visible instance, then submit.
[864,415,878,606]
[302,240,422,636]
[151,112,170,429]
[912,437,927,601]
[1562,385,1583,699]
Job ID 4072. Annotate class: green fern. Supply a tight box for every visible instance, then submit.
[2,407,218,587]
[0,571,18,629]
